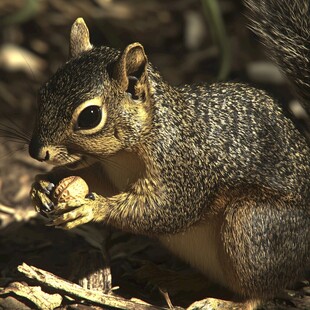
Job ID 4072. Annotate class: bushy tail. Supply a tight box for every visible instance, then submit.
[244,0,310,118]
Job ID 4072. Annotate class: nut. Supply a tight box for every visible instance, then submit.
[53,176,89,203]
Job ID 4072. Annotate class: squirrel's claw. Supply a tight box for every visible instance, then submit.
[41,182,55,195]
[49,197,85,216]
[51,203,94,229]
[49,194,101,229]
[41,201,55,213]
[30,180,55,216]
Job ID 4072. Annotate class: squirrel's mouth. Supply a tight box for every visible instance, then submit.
[45,149,85,169]
[64,154,95,170]
[65,159,83,170]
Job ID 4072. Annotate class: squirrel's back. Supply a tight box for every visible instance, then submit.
[153,81,310,196]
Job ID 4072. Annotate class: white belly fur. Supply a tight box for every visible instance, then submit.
[159,217,227,286]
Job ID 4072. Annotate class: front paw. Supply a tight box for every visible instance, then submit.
[49,193,102,229]
[30,178,55,216]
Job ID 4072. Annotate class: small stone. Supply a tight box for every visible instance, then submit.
[302,286,310,295]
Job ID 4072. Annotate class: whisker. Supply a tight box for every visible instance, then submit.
[0,127,29,139]
[0,108,33,143]
[0,137,28,144]
[0,126,30,143]
[20,49,38,83]
[0,144,28,161]
[4,115,29,135]
[0,121,30,139]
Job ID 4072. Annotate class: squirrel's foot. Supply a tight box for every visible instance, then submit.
[48,193,104,229]
[30,178,55,215]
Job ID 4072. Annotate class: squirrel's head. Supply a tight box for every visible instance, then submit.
[29,18,153,168]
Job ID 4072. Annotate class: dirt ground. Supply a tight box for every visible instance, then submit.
[0,0,309,309]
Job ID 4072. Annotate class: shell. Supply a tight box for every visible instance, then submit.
[53,176,89,203]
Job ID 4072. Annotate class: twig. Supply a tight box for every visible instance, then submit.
[0,282,62,310]
[159,288,174,309]
[0,204,15,214]
[18,263,165,310]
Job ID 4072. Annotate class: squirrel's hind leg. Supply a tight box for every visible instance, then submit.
[221,191,308,299]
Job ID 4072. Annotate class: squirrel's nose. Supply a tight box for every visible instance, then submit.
[29,139,50,162]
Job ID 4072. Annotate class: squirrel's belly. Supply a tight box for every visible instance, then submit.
[159,216,227,286]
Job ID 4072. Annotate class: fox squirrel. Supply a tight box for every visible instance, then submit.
[29,0,309,307]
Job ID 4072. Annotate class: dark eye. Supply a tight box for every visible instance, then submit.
[77,105,102,129]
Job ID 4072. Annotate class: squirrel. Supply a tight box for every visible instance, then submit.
[29,0,309,307]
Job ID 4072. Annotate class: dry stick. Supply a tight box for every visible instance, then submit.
[18,263,166,310]
[0,204,15,214]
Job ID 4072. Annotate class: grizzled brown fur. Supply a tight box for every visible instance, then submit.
[29,0,310,306]
[245,0,310,118]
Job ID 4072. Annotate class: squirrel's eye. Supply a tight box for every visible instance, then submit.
[77,105,102,129]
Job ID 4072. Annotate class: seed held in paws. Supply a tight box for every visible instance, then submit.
[53,176,89,203]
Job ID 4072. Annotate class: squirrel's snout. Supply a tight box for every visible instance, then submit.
[29,139,50,162]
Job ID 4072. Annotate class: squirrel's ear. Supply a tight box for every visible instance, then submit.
[70,18,92,58]
[112,43,148,93]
